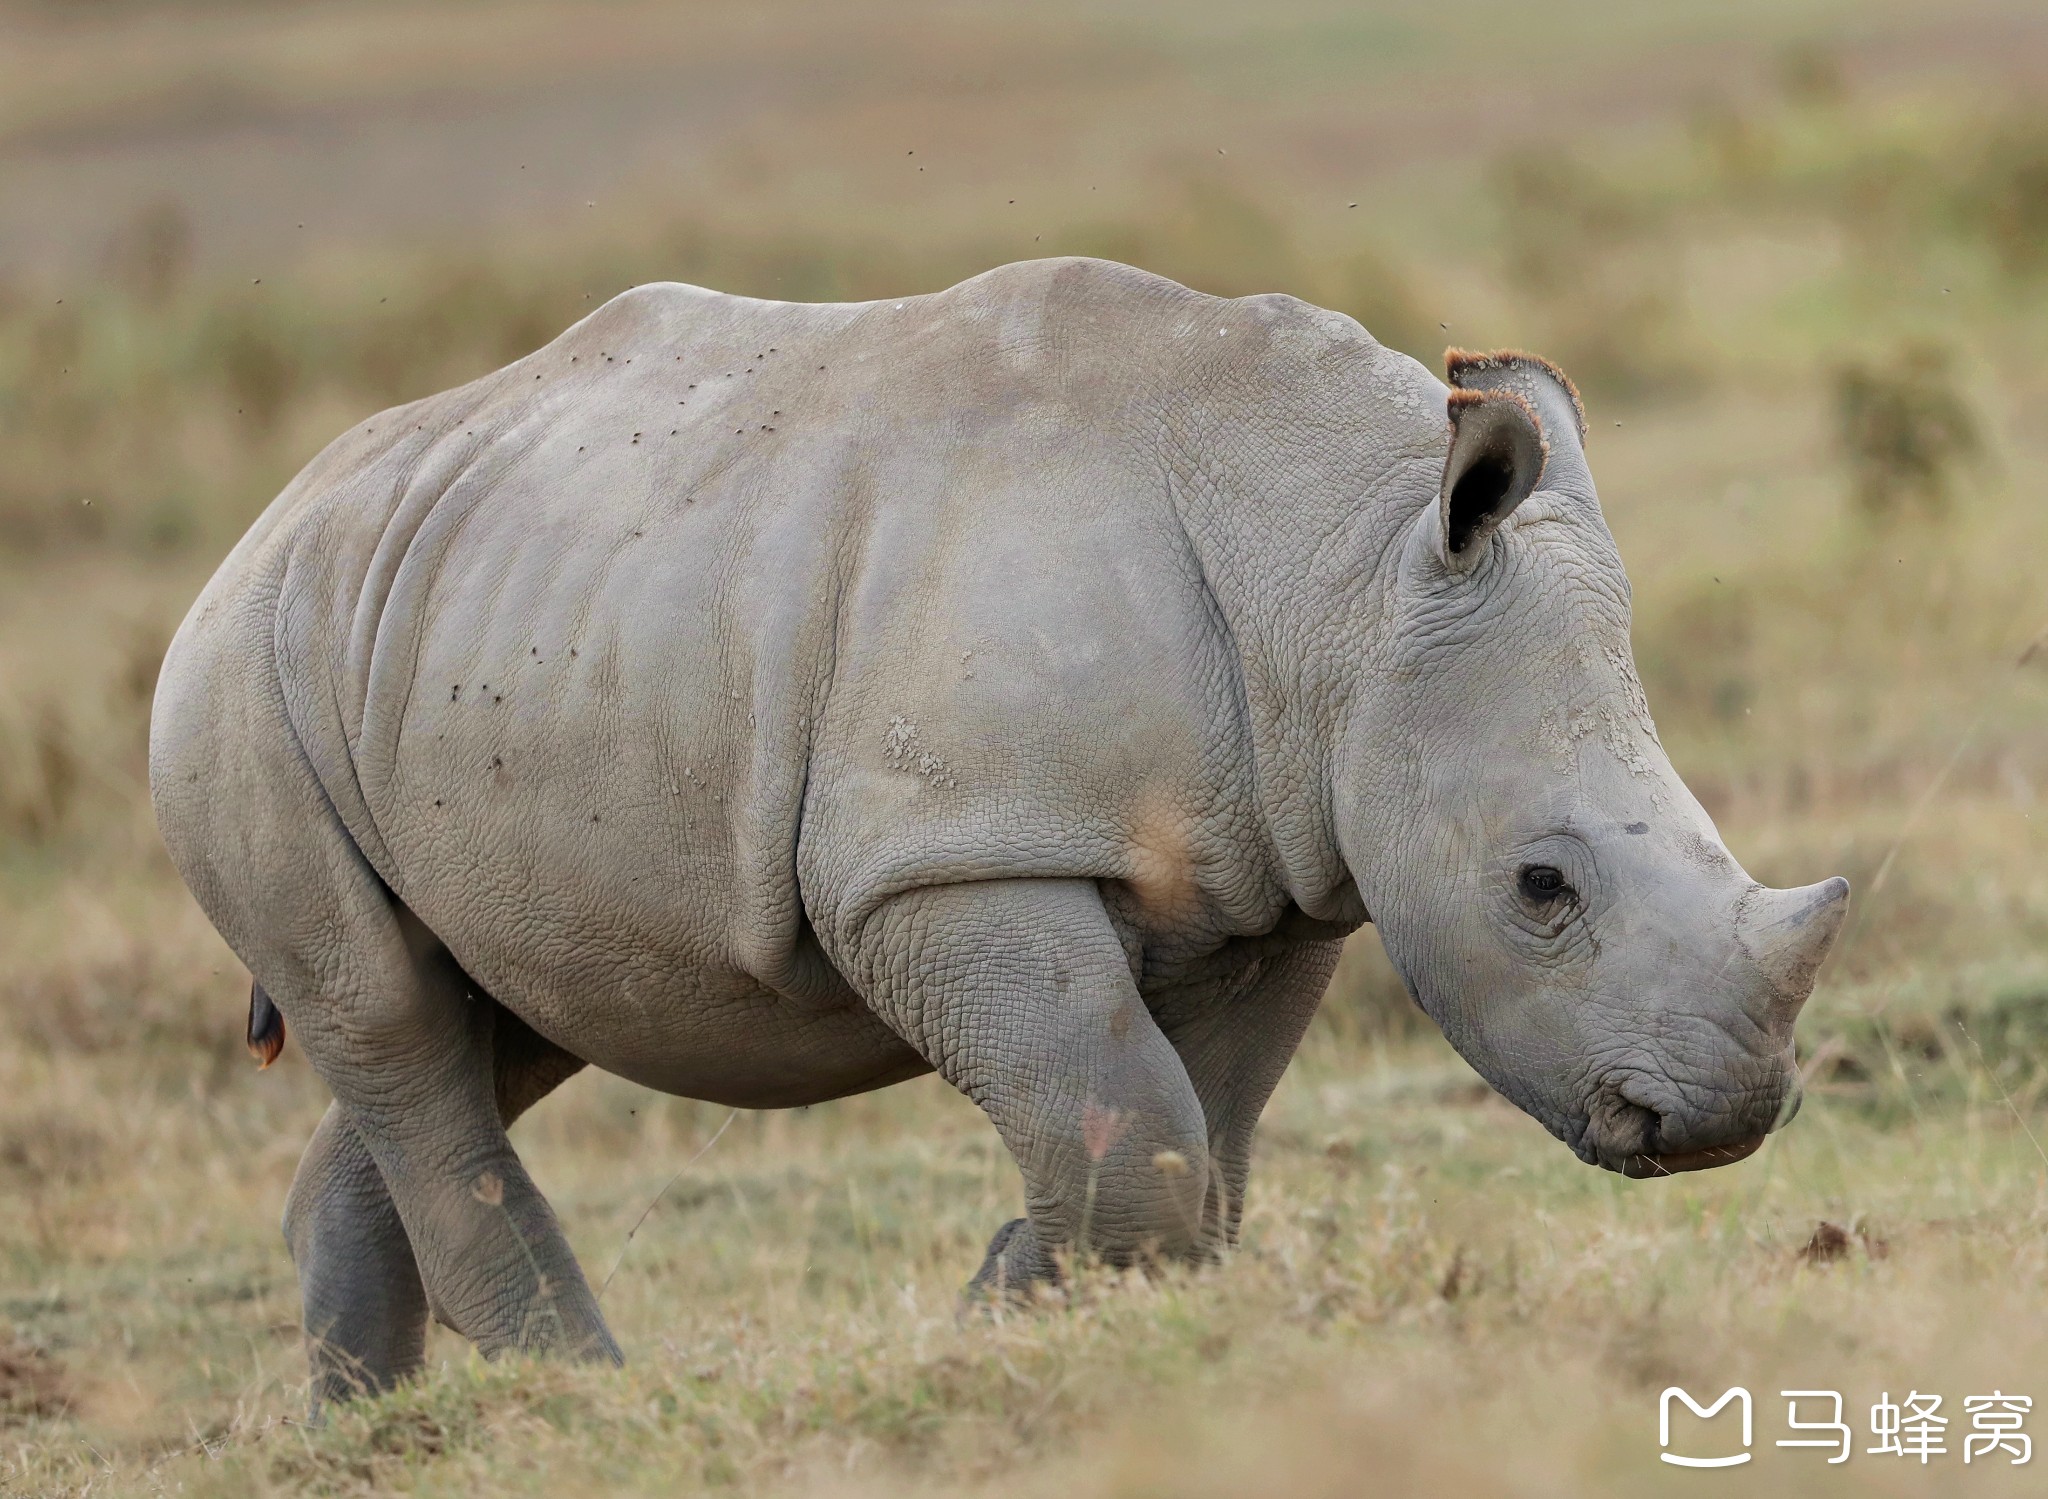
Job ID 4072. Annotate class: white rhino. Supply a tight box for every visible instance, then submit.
[150,257,1847,1402]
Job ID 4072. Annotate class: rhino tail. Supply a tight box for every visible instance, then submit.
[247,981,286,1068]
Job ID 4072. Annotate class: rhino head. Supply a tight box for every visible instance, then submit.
[1334,350,1848,1176]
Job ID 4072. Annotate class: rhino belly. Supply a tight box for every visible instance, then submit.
[390,831,926,1107]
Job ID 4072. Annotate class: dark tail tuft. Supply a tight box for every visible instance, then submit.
[248,981,286,1068]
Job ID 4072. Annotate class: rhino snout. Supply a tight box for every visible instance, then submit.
[1578,1058,1800,1178]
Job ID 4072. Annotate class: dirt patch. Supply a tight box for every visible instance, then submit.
[0,1338,74,1424]
[1798,1219,1890,1265]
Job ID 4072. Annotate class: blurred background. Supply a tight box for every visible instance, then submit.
[1,1,2045,1494]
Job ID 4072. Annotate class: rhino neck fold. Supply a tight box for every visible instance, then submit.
[1156,406,1429,930]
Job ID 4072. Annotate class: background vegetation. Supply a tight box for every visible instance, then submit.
[0,0,2044,1493]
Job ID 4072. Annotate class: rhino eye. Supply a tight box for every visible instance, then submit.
[1519,865,1573,903]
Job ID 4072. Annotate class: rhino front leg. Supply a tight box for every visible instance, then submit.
[284,1004,589,1406]
[1152,937,1344,1246]
[848,878,1211,1298]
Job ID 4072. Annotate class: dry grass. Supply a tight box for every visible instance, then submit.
[2,3,2047,1495]
[4,1017,2046,1496]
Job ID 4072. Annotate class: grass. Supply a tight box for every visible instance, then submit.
[2,3,2047,1494]
[5,1027,2047,1495]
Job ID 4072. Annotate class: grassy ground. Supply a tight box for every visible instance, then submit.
[3,3,2047,1495]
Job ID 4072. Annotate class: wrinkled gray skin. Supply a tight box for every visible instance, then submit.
[150,258,1848,1404]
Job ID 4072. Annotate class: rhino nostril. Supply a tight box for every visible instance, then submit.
[1589,1081,1663,1163]
[1639,1109,1663,1158]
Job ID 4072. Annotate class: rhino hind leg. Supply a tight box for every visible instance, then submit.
[285,1004,590,1407]
[150,561,617,1392]
[279,902,617,1379]
[285,1101,430,1405]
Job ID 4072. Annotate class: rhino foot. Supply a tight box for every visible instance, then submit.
[962,1218,1061,1307]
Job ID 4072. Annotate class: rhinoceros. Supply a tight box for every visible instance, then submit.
[150,257,1847,1402]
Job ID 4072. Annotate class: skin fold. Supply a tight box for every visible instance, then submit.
[148,257,1847,1405]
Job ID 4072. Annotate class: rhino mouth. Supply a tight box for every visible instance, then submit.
[1560,1086,1774,1178]
[1617,1135,1766,1178]
[1458,1039,1781,1181]
[1564,1065,1786,1178]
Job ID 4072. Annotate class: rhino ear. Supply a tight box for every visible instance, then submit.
[1438,387,1547,567]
